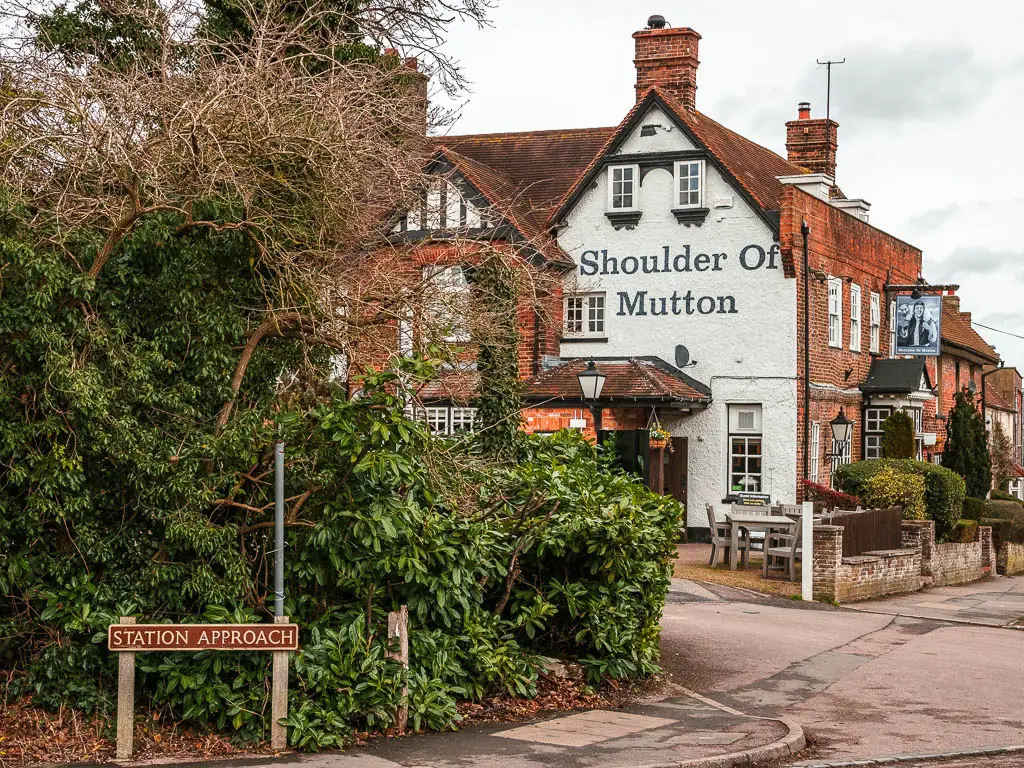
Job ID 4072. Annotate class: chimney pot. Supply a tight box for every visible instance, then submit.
[798,101,811,120]
[647,14,667,29]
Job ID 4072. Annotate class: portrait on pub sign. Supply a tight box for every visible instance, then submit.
[894,294,942,357]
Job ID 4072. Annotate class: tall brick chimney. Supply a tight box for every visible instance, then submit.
[786,102,838,178]
[632,16,701,111]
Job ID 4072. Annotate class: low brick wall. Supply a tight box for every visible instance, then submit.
[813,519,994,603]
[812,526,921,603]
[902,520,994,587]
[998,541,1024,575]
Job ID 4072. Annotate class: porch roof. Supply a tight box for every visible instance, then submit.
[524,356,711,408]
[860,358,935,397]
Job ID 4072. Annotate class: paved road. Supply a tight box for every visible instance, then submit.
[662,577,1024,764]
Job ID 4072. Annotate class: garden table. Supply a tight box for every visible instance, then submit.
[724,513,798,571]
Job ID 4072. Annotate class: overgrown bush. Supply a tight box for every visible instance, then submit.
[834,460,965,541]
[3,378,680,748]
[862,466,926,520]
[962,497,988,521]
[802,480,860,512]
[979,501,1024,553]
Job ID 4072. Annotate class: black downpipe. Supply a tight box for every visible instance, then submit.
[531,305,541,376]
[801,220,812,487]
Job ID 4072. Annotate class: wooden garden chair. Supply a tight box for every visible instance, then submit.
[706,503,749,567]
[763,523,802,581]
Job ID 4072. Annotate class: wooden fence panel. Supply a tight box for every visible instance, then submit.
[824,506,903,558]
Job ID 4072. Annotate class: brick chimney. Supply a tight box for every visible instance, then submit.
[632,16,701,111]
[385,48,429,134]
[786,102,838,178]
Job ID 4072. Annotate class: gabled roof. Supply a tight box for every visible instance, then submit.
[941,304,1000,365]
[524,356,711,406]
[547,87,807,228]
[421,146,572,269]
[440,127,614,222]
[860,358,935,395]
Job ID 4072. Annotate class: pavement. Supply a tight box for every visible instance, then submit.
[118,573,1024,768]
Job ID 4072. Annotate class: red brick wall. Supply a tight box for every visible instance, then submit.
[785,114,838,178]
[523,406,646,441]
[780,186,923,494]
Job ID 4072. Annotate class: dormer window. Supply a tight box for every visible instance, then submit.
[607,165,638,210]
[674,160,704,208]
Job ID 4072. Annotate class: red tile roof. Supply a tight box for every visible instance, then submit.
[524,357,711,405]
[941,304,1000,364]
[439,127,614,221]
[1010,464,1024,479]
[985,385,1015,412]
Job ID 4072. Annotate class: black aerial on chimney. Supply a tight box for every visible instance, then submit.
[647,14,667,29]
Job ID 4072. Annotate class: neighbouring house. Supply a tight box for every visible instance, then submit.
[351,15,1010,539]
[986,366,1024,499]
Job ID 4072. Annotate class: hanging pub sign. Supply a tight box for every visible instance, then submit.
[894,294,942,357]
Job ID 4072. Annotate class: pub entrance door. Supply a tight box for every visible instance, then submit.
[663,436,688,512]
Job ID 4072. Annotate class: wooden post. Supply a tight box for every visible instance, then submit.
[270,615,289,751]
[115,616,135,761]
[387,606,409,732]
[802,500,814,601]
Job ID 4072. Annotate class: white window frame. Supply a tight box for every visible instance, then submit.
[864,406,893,460]
[564,292,606,338]
[607,164,639,211]
[423,265,470,343]
[869,292,881,354]
[828,277,843,348]
[423,405,477,436]
[809,422,821,484]
[830,436,852,487]
[673,159,704,209]
[849,283,862,352]
[889,300,897,358]
[728,405,763,494]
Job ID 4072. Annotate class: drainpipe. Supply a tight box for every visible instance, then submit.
[801,220,812,489]
[981,363,1004,441]
[532,305,542,376]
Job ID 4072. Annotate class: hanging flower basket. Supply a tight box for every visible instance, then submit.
[649,425,671,449]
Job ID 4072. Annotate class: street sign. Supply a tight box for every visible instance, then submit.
[108,622,299,652]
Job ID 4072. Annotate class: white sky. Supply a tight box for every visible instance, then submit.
[434,0,1024,371]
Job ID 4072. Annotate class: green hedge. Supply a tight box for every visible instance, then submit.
[962,497,987,521]
[990,489,1024,505]
[834,459,965,542]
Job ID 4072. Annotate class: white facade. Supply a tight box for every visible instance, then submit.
[556,106,799,527]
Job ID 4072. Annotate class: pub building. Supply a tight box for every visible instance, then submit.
[372,16,1003,540]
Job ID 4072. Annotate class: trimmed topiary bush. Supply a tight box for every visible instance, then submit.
[991,489,1024,505]
[862,466,926,519]
[882,410,916,459]
[962,496,987,521]
[834,459,965,541]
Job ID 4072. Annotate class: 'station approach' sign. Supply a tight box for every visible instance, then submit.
[108,622,299,652]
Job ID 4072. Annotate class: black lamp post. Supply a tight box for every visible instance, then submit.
[829,407,855,445]
[577,360,607,434]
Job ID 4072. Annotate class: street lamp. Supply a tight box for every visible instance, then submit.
[577,360,606,434]
[829,407,855,445]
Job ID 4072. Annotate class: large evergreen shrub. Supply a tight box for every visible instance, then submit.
[942,389,992,499]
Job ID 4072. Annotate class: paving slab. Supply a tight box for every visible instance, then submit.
[847,577,1024,628]
[251,695,796,768]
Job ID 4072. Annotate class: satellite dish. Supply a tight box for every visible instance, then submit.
[675,345,690,368]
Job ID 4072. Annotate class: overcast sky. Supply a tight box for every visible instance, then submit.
[434,0,1024,372]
